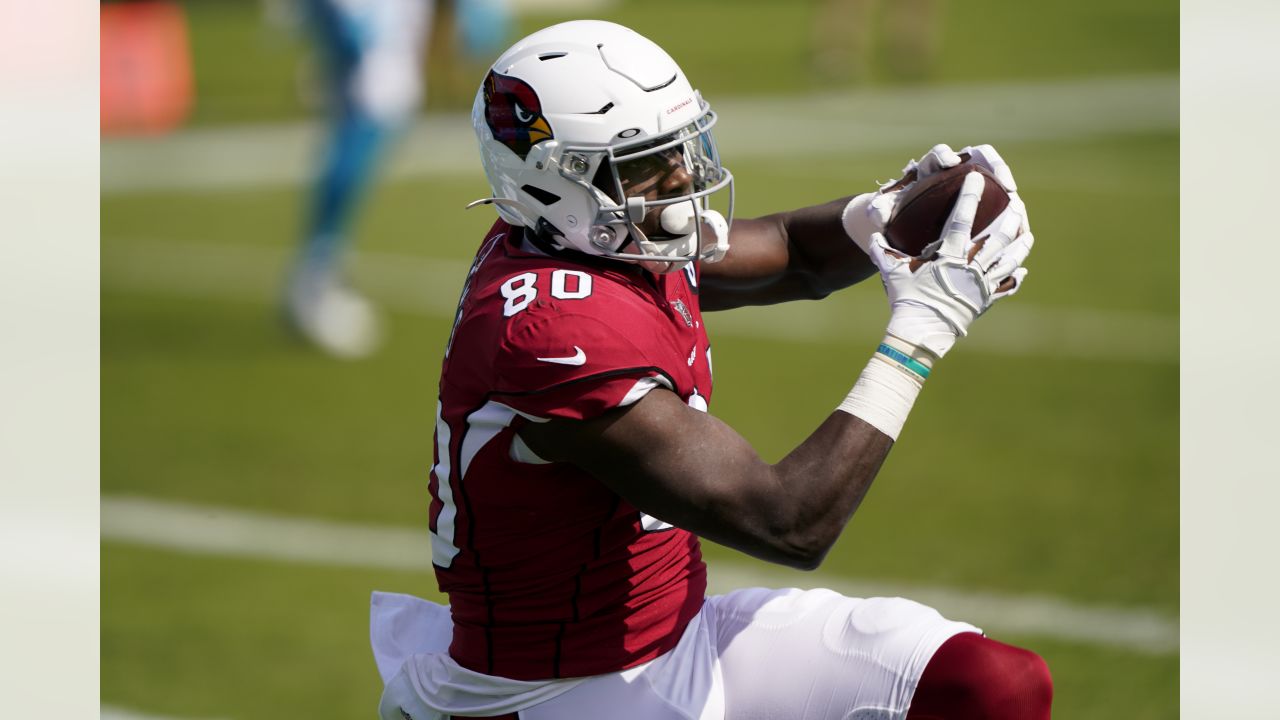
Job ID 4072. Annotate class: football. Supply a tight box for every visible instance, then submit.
[882,162,1010,257]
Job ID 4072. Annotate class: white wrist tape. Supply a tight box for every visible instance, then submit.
[836,336,935,440]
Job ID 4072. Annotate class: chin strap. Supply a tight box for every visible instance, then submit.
[623,205,726,274]
[624,204,730,274]
[659,204,730,263]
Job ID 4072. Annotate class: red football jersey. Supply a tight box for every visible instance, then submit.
[429,220,712,681]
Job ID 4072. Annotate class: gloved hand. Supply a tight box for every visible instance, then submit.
[842,143,1030,254]
[958,143,1031,237]
[888,143,965,191]
[865,172,1033,358]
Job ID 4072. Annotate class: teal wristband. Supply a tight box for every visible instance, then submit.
[876,343,931,380]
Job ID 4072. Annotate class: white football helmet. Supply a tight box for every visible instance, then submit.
[470,20,734,273]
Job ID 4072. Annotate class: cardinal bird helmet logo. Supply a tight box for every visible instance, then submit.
[483,70,554,160]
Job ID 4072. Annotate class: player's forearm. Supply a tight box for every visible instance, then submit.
[777,196,878,298]
[700,198,876,310]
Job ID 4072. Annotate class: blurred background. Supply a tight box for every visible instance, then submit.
[100,0,1178,717]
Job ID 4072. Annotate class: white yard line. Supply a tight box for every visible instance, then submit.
[100,74,1177,194]
[101,707,224,720]
[102,239,1177,364]
[102,495,1178,655]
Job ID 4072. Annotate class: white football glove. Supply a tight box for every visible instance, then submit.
[842,143,1030,254]
[892,143,964,189]
[957,143,1031,236]
[866,172,1033,358]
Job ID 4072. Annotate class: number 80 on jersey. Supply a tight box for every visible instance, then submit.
[501,269,594,317]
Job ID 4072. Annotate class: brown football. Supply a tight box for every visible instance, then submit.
[882,162,1010,257]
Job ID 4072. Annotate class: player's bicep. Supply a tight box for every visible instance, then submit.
[517,388,782,544]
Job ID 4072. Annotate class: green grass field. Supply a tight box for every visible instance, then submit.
[103,0,1179,717]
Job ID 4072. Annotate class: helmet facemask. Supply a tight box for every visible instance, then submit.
[552,103,734,274]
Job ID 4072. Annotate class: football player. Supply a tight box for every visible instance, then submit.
[371,20,1047,720]
[282,0,511,358]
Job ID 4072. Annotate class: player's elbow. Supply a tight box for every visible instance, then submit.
[770,540,832,571]
[714,508,835,570]
[746,493,846,570]
[770,524,840,571]
[705,473,845,570]
[781,546,829,571]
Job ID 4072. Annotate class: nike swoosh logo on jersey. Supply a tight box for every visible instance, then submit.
[536,346,586,366]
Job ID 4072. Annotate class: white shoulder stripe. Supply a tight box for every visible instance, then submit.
[430,401,459,567]
[459,402,521,479]
[619,375,673,407]
[510,433,551,465]
[433,400,525,568]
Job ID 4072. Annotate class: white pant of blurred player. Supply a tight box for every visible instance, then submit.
[284,0,430,359]
[372,587,980,720]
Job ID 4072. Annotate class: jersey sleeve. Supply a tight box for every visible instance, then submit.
[491,307,675,422]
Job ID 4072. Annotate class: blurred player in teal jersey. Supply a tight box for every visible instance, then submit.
[283,0,512,358]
